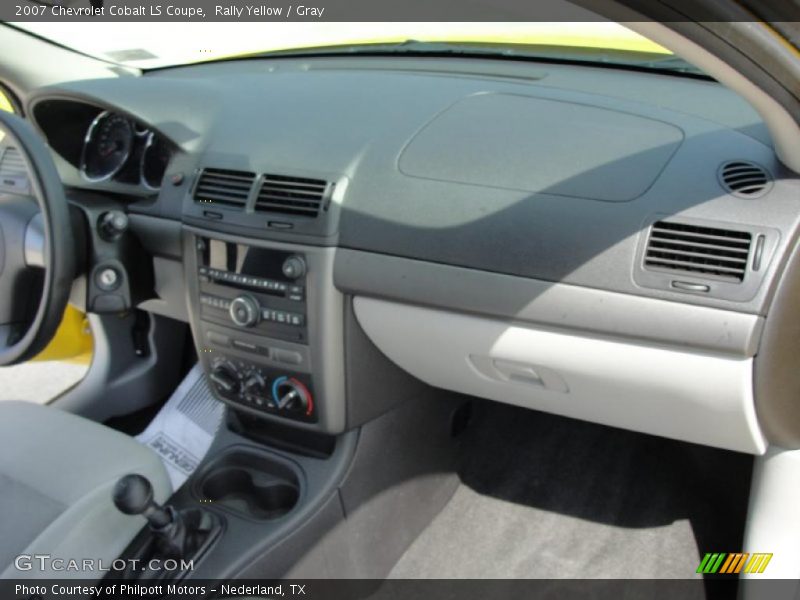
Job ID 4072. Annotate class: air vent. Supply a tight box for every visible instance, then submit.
[0,147,25,176]
[0,147,29,193]
[254,174,329,218]
[645,221,752,282]
[719,161,772,198]
[193,168,255,208]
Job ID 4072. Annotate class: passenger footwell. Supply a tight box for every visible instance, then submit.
[389,402,752,582]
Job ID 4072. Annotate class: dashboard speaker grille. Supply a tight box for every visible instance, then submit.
[255,174,329,218]
[194,168,255,208]
[719,161,772,198]
[644,221,752,282]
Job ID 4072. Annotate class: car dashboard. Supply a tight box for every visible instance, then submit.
[21,55,800,454]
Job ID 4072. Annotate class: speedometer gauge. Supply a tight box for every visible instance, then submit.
[80,112,134,181]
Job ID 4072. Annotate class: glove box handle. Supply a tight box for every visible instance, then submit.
[469,355,569,393]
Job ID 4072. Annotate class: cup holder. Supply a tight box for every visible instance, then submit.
[197,449,300,521]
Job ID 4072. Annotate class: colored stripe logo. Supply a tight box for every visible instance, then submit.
[697,553,773,574]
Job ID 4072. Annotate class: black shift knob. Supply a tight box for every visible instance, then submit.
[113,474,172,528]
[113,474,153,514]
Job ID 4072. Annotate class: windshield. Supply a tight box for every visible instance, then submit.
[14,22,687,72]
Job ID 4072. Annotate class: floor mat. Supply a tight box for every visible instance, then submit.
[390,402,752,582]
[136,365,224,489]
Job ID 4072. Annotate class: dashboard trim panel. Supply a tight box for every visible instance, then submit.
[335,248,764,357]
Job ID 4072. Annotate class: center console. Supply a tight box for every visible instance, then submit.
[185,229,347,434]
[117,160,468,582]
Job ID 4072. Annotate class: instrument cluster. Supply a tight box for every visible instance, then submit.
[80,111,173,191]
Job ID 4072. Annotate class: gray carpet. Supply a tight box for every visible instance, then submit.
[390,402,752,581]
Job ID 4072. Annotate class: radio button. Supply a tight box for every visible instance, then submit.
[232,339,258,353]
[273,349,303,365]
[207,331,230,347]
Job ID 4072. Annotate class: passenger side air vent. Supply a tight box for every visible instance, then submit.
[193,168,256,209]
[254,174,329,218]
[644,221,752,282]
[718,161,772,198]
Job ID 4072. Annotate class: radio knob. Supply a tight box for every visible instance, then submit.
[229,295,260,327]
[281,255,306,280]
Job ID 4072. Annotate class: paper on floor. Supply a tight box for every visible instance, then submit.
[136,364,224,490]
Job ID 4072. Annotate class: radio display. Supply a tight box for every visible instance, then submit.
[200,238,293,282]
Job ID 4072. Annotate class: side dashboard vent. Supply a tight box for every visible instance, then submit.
[0,147,30,193]
[645,221,752,282]
[193,168,256,209]
[719,161,772,198]
[255,174,330,218]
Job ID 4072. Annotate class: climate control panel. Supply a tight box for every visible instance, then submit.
[209,356,315,422]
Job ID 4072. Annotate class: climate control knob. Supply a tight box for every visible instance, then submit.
[242,371,268,406]
[209,363,240,396]
[229,295,260,327]
[271,376,313,416]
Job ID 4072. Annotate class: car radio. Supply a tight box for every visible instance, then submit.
[193,236,316,423]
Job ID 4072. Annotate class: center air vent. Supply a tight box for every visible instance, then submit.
[255,174,329,218]
[194,168,255,209]
[719,161,772,198]
[645,221,752,282]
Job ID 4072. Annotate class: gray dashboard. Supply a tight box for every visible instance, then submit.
[25,59,800,314]
[27,55,800,320]
[23,54,800,448]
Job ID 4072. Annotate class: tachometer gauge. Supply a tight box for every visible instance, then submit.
[141,133,172,190]
[80,112,134,182]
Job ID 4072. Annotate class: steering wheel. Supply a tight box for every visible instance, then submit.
[0,111,75,365]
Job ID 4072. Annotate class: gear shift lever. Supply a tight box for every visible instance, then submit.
[111,473,222,578]
[113,473,190,559]
[113,474,172,529]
